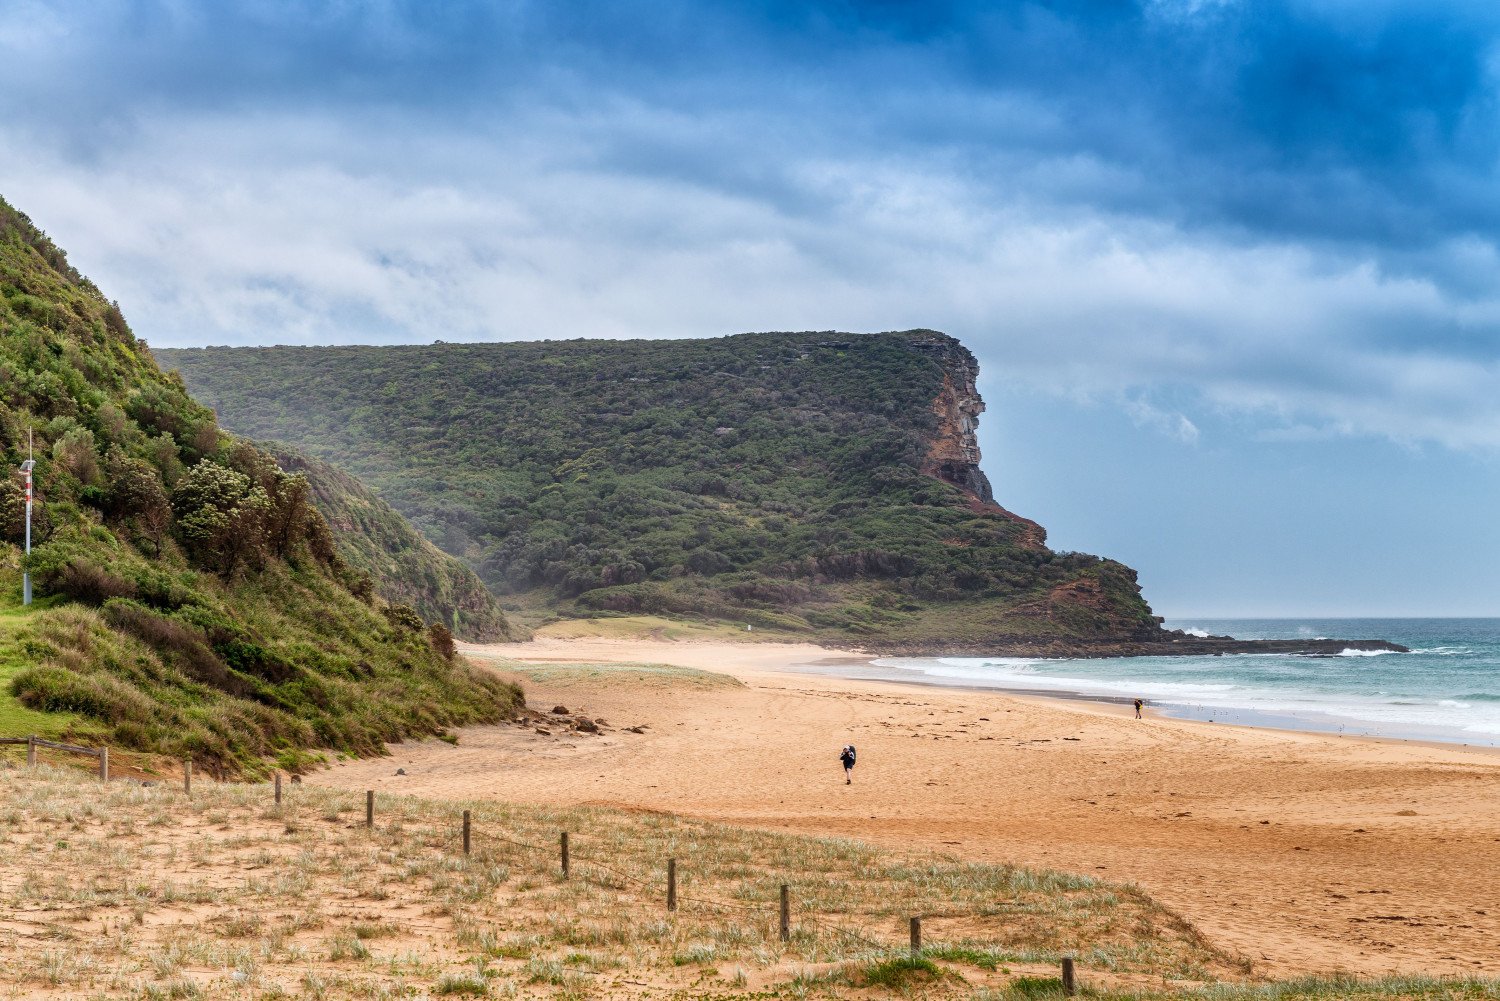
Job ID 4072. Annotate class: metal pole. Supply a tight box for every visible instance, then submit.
[21,455,34,606]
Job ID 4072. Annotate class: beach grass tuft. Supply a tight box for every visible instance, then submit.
[1,764,1496,999]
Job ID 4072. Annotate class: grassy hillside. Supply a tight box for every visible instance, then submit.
[160,333,1163,652]
[0,194,521,774]
[263,443,513,642]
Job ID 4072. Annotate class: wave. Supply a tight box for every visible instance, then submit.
[865,649,1500,746]
[1336,648,1398,657]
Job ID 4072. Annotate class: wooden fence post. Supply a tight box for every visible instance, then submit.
[98,746,108,782]
[560,831,570,878]
[184,759,192,795]
[779,884,790,942]
[274,772,282,805]
[366,790,374,828]
[909,916,922,958]
[1061,957,1077,996]
[667,858,677,911]
[26,735,35,767]
[462,811,471,855]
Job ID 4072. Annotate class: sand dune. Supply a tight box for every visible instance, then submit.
[304,636,1500,979]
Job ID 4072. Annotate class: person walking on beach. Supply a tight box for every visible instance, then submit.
[1134,698,1144,719]
[839,744,856,784]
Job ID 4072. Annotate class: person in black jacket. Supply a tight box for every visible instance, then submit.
[839,744,856,784]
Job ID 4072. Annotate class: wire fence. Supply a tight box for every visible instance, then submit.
[2,746,1081,992]
[347,786,1011,961]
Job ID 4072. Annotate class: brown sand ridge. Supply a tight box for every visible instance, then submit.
[305,635,1500,980]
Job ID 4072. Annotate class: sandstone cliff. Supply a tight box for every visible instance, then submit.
[914,333,1048,550]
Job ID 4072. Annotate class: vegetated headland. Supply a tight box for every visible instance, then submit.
[159,334,1403,659]
[0,194,521,776]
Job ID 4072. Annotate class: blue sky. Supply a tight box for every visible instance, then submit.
[3,0,1499,615]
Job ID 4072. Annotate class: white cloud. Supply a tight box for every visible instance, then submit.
[4,104,1500,452]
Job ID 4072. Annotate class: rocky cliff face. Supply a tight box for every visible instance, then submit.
[912,333,1047,549]
[913,334,993,503]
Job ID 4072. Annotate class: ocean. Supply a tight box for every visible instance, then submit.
[854,619,1500,747]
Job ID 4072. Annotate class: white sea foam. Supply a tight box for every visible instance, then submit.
[865,639,1500,746]
[1336,648,1397,657]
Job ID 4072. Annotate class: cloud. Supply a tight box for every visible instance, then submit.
[1124,399,1202,445]
[3,1,1500,451]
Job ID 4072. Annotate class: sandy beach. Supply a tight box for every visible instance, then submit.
[305,634,1500,980]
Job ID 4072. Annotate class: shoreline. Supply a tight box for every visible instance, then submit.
[757,648,1500,752]
[300,633,1500,978]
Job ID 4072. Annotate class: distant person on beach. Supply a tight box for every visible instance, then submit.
[839,744,856,784]
[1134,698,1144,719]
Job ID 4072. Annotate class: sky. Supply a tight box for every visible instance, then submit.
[2,0,1499,616]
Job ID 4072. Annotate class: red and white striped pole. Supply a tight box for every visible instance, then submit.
[21,456,33,605]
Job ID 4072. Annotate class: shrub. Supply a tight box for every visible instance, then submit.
[102,600,251,697]
[51,557,139,604]
[12,665,158,722]
[382,603,424,633]
[428,622,456,660]
[852,956,942,989]
[171,460,270,572]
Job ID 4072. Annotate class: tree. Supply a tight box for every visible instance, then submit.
[103,448,171,554]
[171,460,270,573]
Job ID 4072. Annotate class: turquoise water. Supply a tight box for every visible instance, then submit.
[866,619,1500,747]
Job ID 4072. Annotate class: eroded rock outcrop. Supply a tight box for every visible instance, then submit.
[913,333,1047,549]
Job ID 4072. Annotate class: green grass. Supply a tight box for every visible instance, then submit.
[532,613,785,642]
[927,944,1013,971]
[0,583,76,739]
[855,954,945,989]
[463,651,745,689]
[1002,975,1073,998]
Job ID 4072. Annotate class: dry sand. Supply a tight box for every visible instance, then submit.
[306,635,1500,980]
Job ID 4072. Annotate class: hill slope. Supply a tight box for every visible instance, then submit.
[161,332,1165,653]
[261,443,512,641]
[0,195,520,773]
